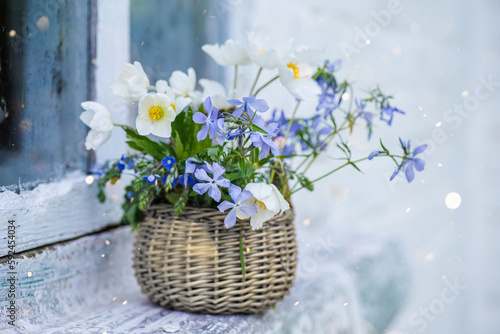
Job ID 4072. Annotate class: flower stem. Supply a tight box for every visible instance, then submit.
[282,100,301,154]
[253,75,279,97]
[234,65,238,90]
[239,220,246,278]
[249,67,263,96]
[113,123,136,132]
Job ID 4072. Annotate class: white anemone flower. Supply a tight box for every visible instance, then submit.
[202,39,251,66]
[278,46,323,101]
[168,67,202,106]
[110,61,150,101]
[199,73,246,110]
[246,30,293,69]
[79,102,113,150]
[239,182,290,230]
[155,80,191,115]
[136,93,177,138]
[199,79,231,110]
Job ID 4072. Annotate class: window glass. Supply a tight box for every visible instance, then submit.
[130,0,227,84]
[0,0,92,187]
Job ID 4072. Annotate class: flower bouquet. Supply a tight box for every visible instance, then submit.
[80,32,426,314]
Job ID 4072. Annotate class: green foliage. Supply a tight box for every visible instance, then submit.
[170,109,212,160]
[123,127,168,160]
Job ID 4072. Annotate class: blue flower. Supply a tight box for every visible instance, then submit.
[324,59,342,73]
[227,96,269,118]
[193,162,231,202]
[355,99,374,139]
[161,156,176,170]
[250,116,281,159]
[117,154,134,171]
[390,139,427,182]
[193,97,224,141]
[368,150,381,160]
[381,105,405,126]
[178,174,196,187]
[126,191,134,200]
[217,185,258,229]
[142,174,160,184]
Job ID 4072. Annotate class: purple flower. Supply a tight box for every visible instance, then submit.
[217,185,258,229]
[390,139,427,182]
[355,99,374,139]
[381,105,405,126]
[161,156,176,170]
[227,96,269,118]
[193,162,231,202]
[185,157,203,174]
[142,174,160,184]
[193,97,224,141]
[250,116,281,159]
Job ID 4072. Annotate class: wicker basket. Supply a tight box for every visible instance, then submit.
[132,203,297,314]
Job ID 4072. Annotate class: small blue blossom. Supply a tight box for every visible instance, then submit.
[217,185,258,229]
[193,97,224,142]
[117,154,134,171]
[368,150,381,160]
[161,156,176,171]
[126,191,134,200]
[381,105,405,126]
[355,99,374,139]
[390,139,427,182]
[178,174,196,188]
[142,174,160,184]
[193,162,231,202]
[227,96,269,118]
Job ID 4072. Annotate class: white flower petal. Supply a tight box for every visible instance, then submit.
[150,115,173,138]
[202,40,250,66]
[245,182,273,199]
[135,116,152,136]
[174,96,191,114]
[84,129,112,151]
[250,207,276,230]
[155,79,170,94]
[110,61,149,101]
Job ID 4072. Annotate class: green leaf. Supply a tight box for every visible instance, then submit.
[174,187,189,215]
[379,139,389,153]
[123,127,166,160]
[297,174,314,191]
[97,188,106,203]
[249,123,268,134]
[172,131,186,159]
[165,192,181,204]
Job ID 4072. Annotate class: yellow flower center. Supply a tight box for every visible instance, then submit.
[148,105,164,121]
[287,62,300,79]
[256,199,267,210]
[258,48,266,55]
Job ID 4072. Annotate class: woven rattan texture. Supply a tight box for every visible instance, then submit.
[133,204,297,315]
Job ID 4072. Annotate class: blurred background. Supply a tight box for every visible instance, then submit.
[1,0,499,332]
